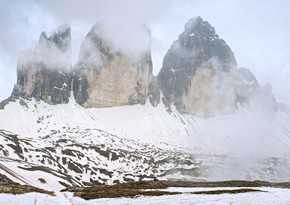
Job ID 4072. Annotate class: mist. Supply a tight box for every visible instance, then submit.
[184,86,290,181]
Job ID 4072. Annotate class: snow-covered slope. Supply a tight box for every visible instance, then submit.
[1,97,290,191]
[0,98,199,191]
[0,97,188,149]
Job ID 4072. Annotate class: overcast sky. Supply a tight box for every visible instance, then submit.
[1,0,290,104]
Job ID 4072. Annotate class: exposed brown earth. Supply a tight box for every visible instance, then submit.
[0,173,53,195]
[161,180,290,188]
[1,179,289,199]
[62,180,290,200]
[0,183,54,195]
[191,188,264,195]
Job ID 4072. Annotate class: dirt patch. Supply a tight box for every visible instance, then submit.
[162,180,290,188]
[67,188,180,200]
[192,188,264,195]
[63,181,180,200]
[63,180,290,200]
[0,183,53,195]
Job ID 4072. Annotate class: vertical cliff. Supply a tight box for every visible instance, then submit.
[12,25,72,104]
[158,17,237,117]
[73,23,156,107]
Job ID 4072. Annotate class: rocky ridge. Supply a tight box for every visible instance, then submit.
[1,17,278,117]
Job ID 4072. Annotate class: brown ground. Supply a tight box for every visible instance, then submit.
[0,183,54,195]
[62,180,289,200]
[0,173,53,195]
[191,188,264,195]
[1,179,289,199]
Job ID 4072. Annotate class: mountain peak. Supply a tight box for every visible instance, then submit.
[47,24,71,53]
[158,16,237,116]
[11,25,72,105]
[182,16,218,39]
[73,22,155,108]
[38,31,48,44]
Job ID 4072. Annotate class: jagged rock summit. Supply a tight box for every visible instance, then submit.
[11,24,72,104]
[73,23,157,107]
[1,17,277,117]
[6,22,160,109]
[158,16,237,117]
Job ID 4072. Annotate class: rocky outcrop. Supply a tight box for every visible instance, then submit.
[235,67,277,112]
[148,76,161,107]
[11,25,72,104]
[73,23,155,108]
[158,16,237,117]
[235,67,259,104]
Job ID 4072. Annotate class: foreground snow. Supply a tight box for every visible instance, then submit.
[0,187,289,205]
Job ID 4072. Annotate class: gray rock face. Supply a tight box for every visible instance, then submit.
[12,25,72,104]
[235,67,277,112]
[235,67,259,104]
[73,23,155,108]
[158,17,237,116]
[148,76,160,107]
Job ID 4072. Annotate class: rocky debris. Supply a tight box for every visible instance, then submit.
[158,16,237,117]
[11,25,72,104]
[73,23,155,108]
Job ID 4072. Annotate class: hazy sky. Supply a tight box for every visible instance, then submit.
[1,0,290,104]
